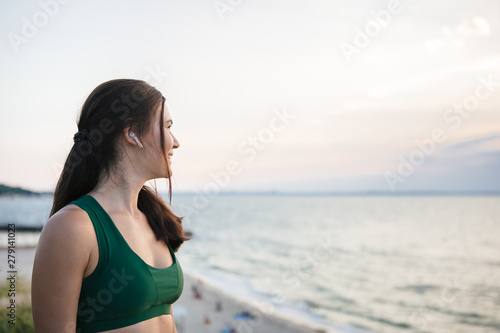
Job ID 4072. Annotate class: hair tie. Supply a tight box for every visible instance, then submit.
[73,131,87,142]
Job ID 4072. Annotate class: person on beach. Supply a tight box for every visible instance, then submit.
[31,79,190,332]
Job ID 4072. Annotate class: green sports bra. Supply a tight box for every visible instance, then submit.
[69,194,184,333]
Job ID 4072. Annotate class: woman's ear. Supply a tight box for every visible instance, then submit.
[123,127,135,145]
[123,127,143,148]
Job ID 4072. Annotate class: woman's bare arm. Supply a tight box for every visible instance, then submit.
[31,207,95,332]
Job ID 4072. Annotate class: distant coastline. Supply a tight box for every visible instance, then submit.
[0,184,53,197]
[1,183,499,198]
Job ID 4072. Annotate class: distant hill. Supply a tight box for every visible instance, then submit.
[0,184,52,197]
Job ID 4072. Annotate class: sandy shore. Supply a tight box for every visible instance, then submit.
[174,268,327,333]
[1,247,328,333]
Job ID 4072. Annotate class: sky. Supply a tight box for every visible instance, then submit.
[0,0,499,193]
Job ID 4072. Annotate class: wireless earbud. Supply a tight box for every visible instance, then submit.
[129,132,144,148]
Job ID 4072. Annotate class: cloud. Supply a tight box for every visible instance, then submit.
[399,133,500,191]
[368,56,500,97]
[423,16,491,53]
[443,133,500,152]
[455,16,491,36]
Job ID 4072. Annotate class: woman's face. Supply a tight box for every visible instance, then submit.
[145,100,180,178]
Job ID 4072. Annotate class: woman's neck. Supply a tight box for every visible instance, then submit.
[89,172,146,219]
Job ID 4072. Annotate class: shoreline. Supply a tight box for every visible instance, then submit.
[176,266,344,333]
[1,246,338,333]
[176,268,327,333]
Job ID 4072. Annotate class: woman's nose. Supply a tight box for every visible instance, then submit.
[172,134,180,149]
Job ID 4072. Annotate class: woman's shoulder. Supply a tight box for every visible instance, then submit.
[48,202,91,224]
[41,202,95,244]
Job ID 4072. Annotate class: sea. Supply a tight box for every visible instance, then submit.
[1,194,499,333]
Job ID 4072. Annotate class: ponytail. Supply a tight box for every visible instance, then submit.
[49,138,103,217]
[138,186,187,251]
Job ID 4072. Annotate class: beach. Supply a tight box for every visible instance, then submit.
[175,269,323,333]
[0,246,324,333]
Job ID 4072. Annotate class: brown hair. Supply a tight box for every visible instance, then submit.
[49,79,189,251]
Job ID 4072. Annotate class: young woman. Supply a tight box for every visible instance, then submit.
[31,79,190,332]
